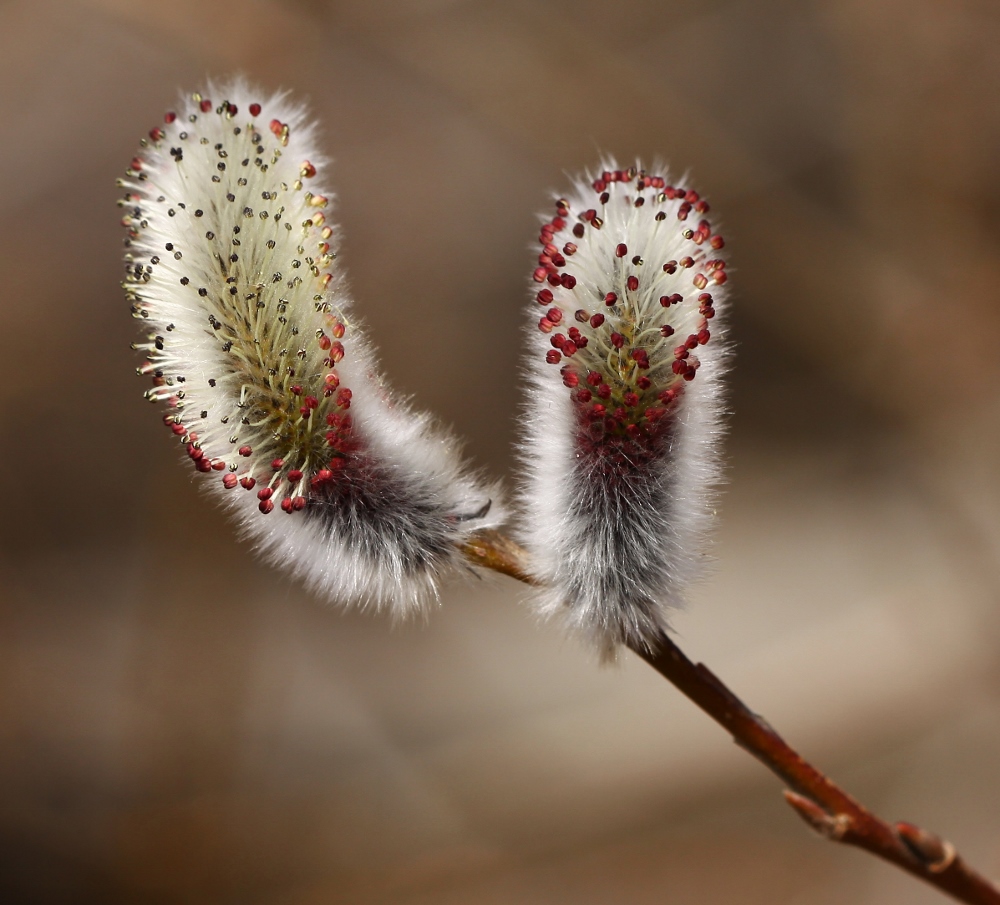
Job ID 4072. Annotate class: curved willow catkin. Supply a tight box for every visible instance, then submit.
[120,83,501,612]
[518,163,728,656]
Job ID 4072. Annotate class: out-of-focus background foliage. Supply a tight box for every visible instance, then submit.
[2,1,1000,902]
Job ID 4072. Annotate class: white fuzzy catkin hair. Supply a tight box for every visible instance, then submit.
[120,83,501,613]
[518,163,727,657]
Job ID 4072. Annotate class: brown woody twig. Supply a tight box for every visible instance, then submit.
[461,530,1000,905]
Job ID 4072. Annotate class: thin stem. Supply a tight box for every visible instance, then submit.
[461,531,1000,905]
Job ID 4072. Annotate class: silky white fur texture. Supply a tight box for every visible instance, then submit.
[121,83,501,613]
[518,163,727,657]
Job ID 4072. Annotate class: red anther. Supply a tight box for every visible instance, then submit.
[248,102,262,117]
[591,404,607,418]
[672,359,686,374]
[563,243,577,255]
[560,273,577,289]
[552,217,565,230]
[610,332,624,349]
[562,341,578,357]
[313,469,333,484]
[551,253,566,267]
[697,329,711,345]
[586,371,602,386]
[544,243,559,256]
[164,111,176,123]
[211,460,226,471]
[292,496,307,511]
[324,372,340,389]
[290,385,302,396]
[623,391,639,407]
[663,261,677,274]
[678,257,692,269]
[589,313,605,329]
[546,350,562,364]
[583,209,596,221]
[626,424,641,439]
[627,275,639,291]
[613,407,627,422]
[227,103,238,115]
[200,99,212,113]
[616,243,628,258]
[281,498,294,513]
[683,368,696,381]
[130,156,143,171]
[597,384,612,399]
[693,273,708,290]
[551,333,567,349]
[546,307,563,324]
[674,345,690,359]
[695,200,709,213]
[710,235,725,249]
[538,254,552,267]
[318,334,331,350]
[287,469,303,483]
[196,458,213,472]
[171,422,185,436]
[329,341,344,362]
[304,396,318,409]
[271,459,284,470]
[336,387,352,408]
[637,376,652,390]
[698,292,713,304]
[660,325,675,338]
[269,119,284,136]
[538,317,555,333]
[645,406,666,422]
[573,223,585,238]
[259,499,274,514]
[677,203,691,220]
[331,322,345,339]
[547,273,561,287]
[240,476,257,490]
[576,389,593,404]
[600,192,610,204]
[685,334,699,350]
[149,127,164,141]
[300,159,316,178]
[562,369,579,388]
[567,327,583,343]
[592,179,605,192]
[604,292,618,306]
[238,445,252,457]
[223,473,239,489]
[537,288,554,304]
[258,487,274,500]
[685,190,699,203]
[713,270,728,285]
[703,307,715,319]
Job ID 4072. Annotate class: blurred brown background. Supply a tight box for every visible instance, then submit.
[2,1,1000,902]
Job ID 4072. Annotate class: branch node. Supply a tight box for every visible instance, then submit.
[897,822,958,873]
[784,790,851,841]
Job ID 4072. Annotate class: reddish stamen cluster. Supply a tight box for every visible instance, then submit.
[531,167,725,451]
